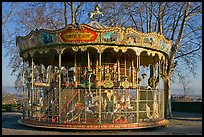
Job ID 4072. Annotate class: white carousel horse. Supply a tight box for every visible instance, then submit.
[126,94,133,110]
[66,102,94,122]
[88,4,104,20]
[146,91,159,120]
[103,98,108,111]
[104,89,114,101]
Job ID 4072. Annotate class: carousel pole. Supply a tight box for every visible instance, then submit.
[21,66,25,115]
[74,52,77,87]
[31,56,34,118]
[117,52,120,86]
[35,66,38,121]
[88,50,91,93]
[136,54,141,123]
[131,59,134,88]
[67,66,69,86]
[27,62,30,119]
[138,55,140,88]
[158,60,161,116]
[57,48,63,123]
[162,58,166,119]
[99,52,102,124]
[96,55,99,96]
[136,55,139,122]
[124,54,127,76]
[88,50,90,70]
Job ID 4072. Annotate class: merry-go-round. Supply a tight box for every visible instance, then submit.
[16,13,172,130]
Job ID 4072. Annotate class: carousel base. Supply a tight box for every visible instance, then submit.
[18,118,169,130]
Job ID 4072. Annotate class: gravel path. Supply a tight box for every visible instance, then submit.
[2,112,202,135]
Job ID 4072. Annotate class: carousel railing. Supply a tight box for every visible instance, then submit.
[51,88,80,123]
[27,85,164,124]
[57,88,164,124]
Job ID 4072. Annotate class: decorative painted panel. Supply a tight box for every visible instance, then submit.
[59,27,98,43]
[103,31,121,43]
[16,23,172,56]
[41,32,57,45]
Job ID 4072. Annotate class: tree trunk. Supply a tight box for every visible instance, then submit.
[64,2,68,26]
[114,2,117,27]
[158,2,163,34]
[149,2,153,33]
[164,2,190,119]
[145,2,149,32]
[71,2,75,25]
[164,76,173,119]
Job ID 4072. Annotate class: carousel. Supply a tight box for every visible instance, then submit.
[16,7,172,130]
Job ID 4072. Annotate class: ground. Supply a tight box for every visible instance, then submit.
[2,112,202,135]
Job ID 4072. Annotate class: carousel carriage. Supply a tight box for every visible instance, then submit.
[17,7,172,130]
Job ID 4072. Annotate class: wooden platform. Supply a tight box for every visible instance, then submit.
[18,119,169,130]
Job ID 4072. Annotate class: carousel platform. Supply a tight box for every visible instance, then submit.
[3,112,201,135]
[18,118,169,130]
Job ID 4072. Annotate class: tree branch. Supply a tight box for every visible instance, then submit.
[129,12,139,30]
[143,2,158,20]
[175,45,202,59]
[64,2,68,26]
[74,2,84,23]
[3,2,18,25]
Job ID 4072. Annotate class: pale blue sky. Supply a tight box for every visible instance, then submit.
[2,48,17,87]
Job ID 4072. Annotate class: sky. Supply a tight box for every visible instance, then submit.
[2,2,202,96]
[2,48,17,87]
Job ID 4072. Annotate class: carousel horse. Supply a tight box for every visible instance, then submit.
[88,4,104,20]
[66,101,96,122]
[104,90,114,101]
[146,96,159,119]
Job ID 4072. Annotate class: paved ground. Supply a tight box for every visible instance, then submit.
[2,111,202,135]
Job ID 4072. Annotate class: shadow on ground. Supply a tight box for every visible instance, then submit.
[2,112,202,135]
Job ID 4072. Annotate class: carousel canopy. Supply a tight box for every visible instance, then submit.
[16,21,172,58]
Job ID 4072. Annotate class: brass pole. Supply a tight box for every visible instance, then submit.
[158,60,161,116]
[117,52,120,83]
[124,54,127,76]
[88,50,90,70]
[58,49,62,123]
[74,52,77,87]
[31,57,34,118]
[99,52,102,124]
[138,55,140,88]
[88,50,91,92]
[163,58,166,118]
[135,54,140,122]
[31,58,34,90]
[132,59,134,88]
[78,89,80,122]
[22,61,25,119]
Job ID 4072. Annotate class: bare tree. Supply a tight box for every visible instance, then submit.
[178,74,192,97]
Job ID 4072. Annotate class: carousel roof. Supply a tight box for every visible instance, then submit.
[16,21,172,58]
[88,21,109,29]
